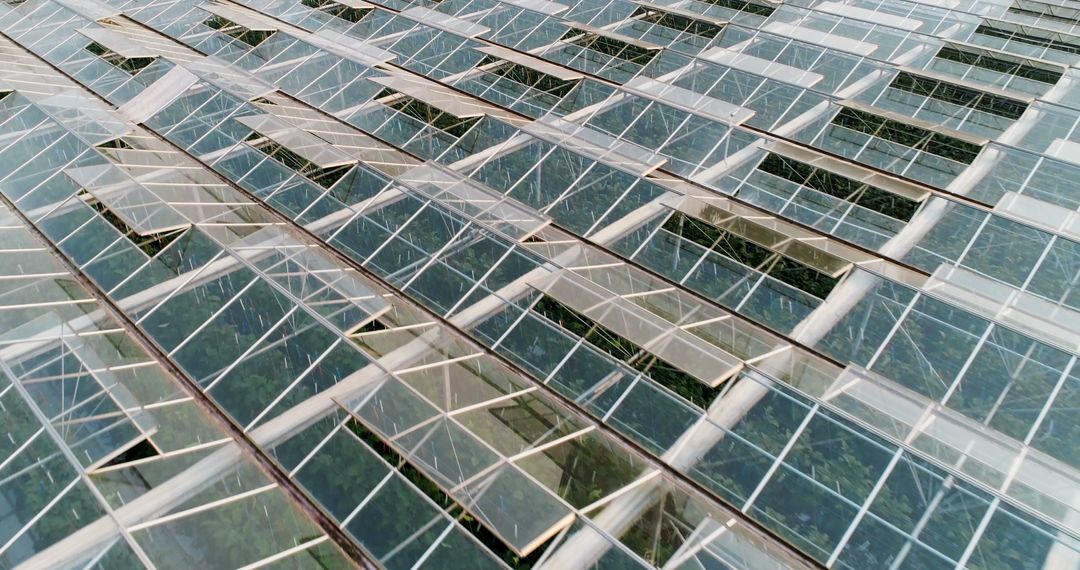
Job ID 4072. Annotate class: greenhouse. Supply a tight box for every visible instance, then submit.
[0,0,1076,568]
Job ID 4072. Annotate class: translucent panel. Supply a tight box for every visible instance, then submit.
[514,430,649,509]
[370,74,491,119]
[400,162,551,241]
[401,6,490,38]
[623,76,756,125]
[35,91,132,145]
[133,489,324,569]
[184,57,276,100]
[78,27,160,58]
[477,45,584,81]
[464,465,575,555]
[3,3,1077,569]
[236,113,358,168]
[200,3,280,32]
[537,271,743,385]
[762,22,878,56]
[65,164,191,235]
[522,115,668,175]
[294,426,391,519]
[455,392,589,457]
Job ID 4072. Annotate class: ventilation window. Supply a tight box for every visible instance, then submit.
[85,41,155,75]
[935,45,1063,85]
[65,161,192,259]
[97,438,160,470]
[975,22,1080,55]
[757,153,920,222]
[695,0,773,17]
[889,71,1028,120]
[238,114,358,189]
[353,318,389,335]
[532,294,723,408]
[379,89,481,138]
[1008,0,1080,26]
[633,7,725,39]
[480,58,578,99]
[204,15,274,47]
[350,309,436,358]
[245,132,352,188]
[372,71,503,134]
[80,191,187,257]
[473,45,583,109]
[343,418,547,565]
[300,0,372,23]
[661,211,843,299]
[562,27,661,69]
[96,137,135,150]
[831,105,984,165]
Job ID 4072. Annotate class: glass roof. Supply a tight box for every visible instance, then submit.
[0,0,1077,568]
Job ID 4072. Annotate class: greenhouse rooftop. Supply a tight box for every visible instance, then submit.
[0,0,1076,568]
